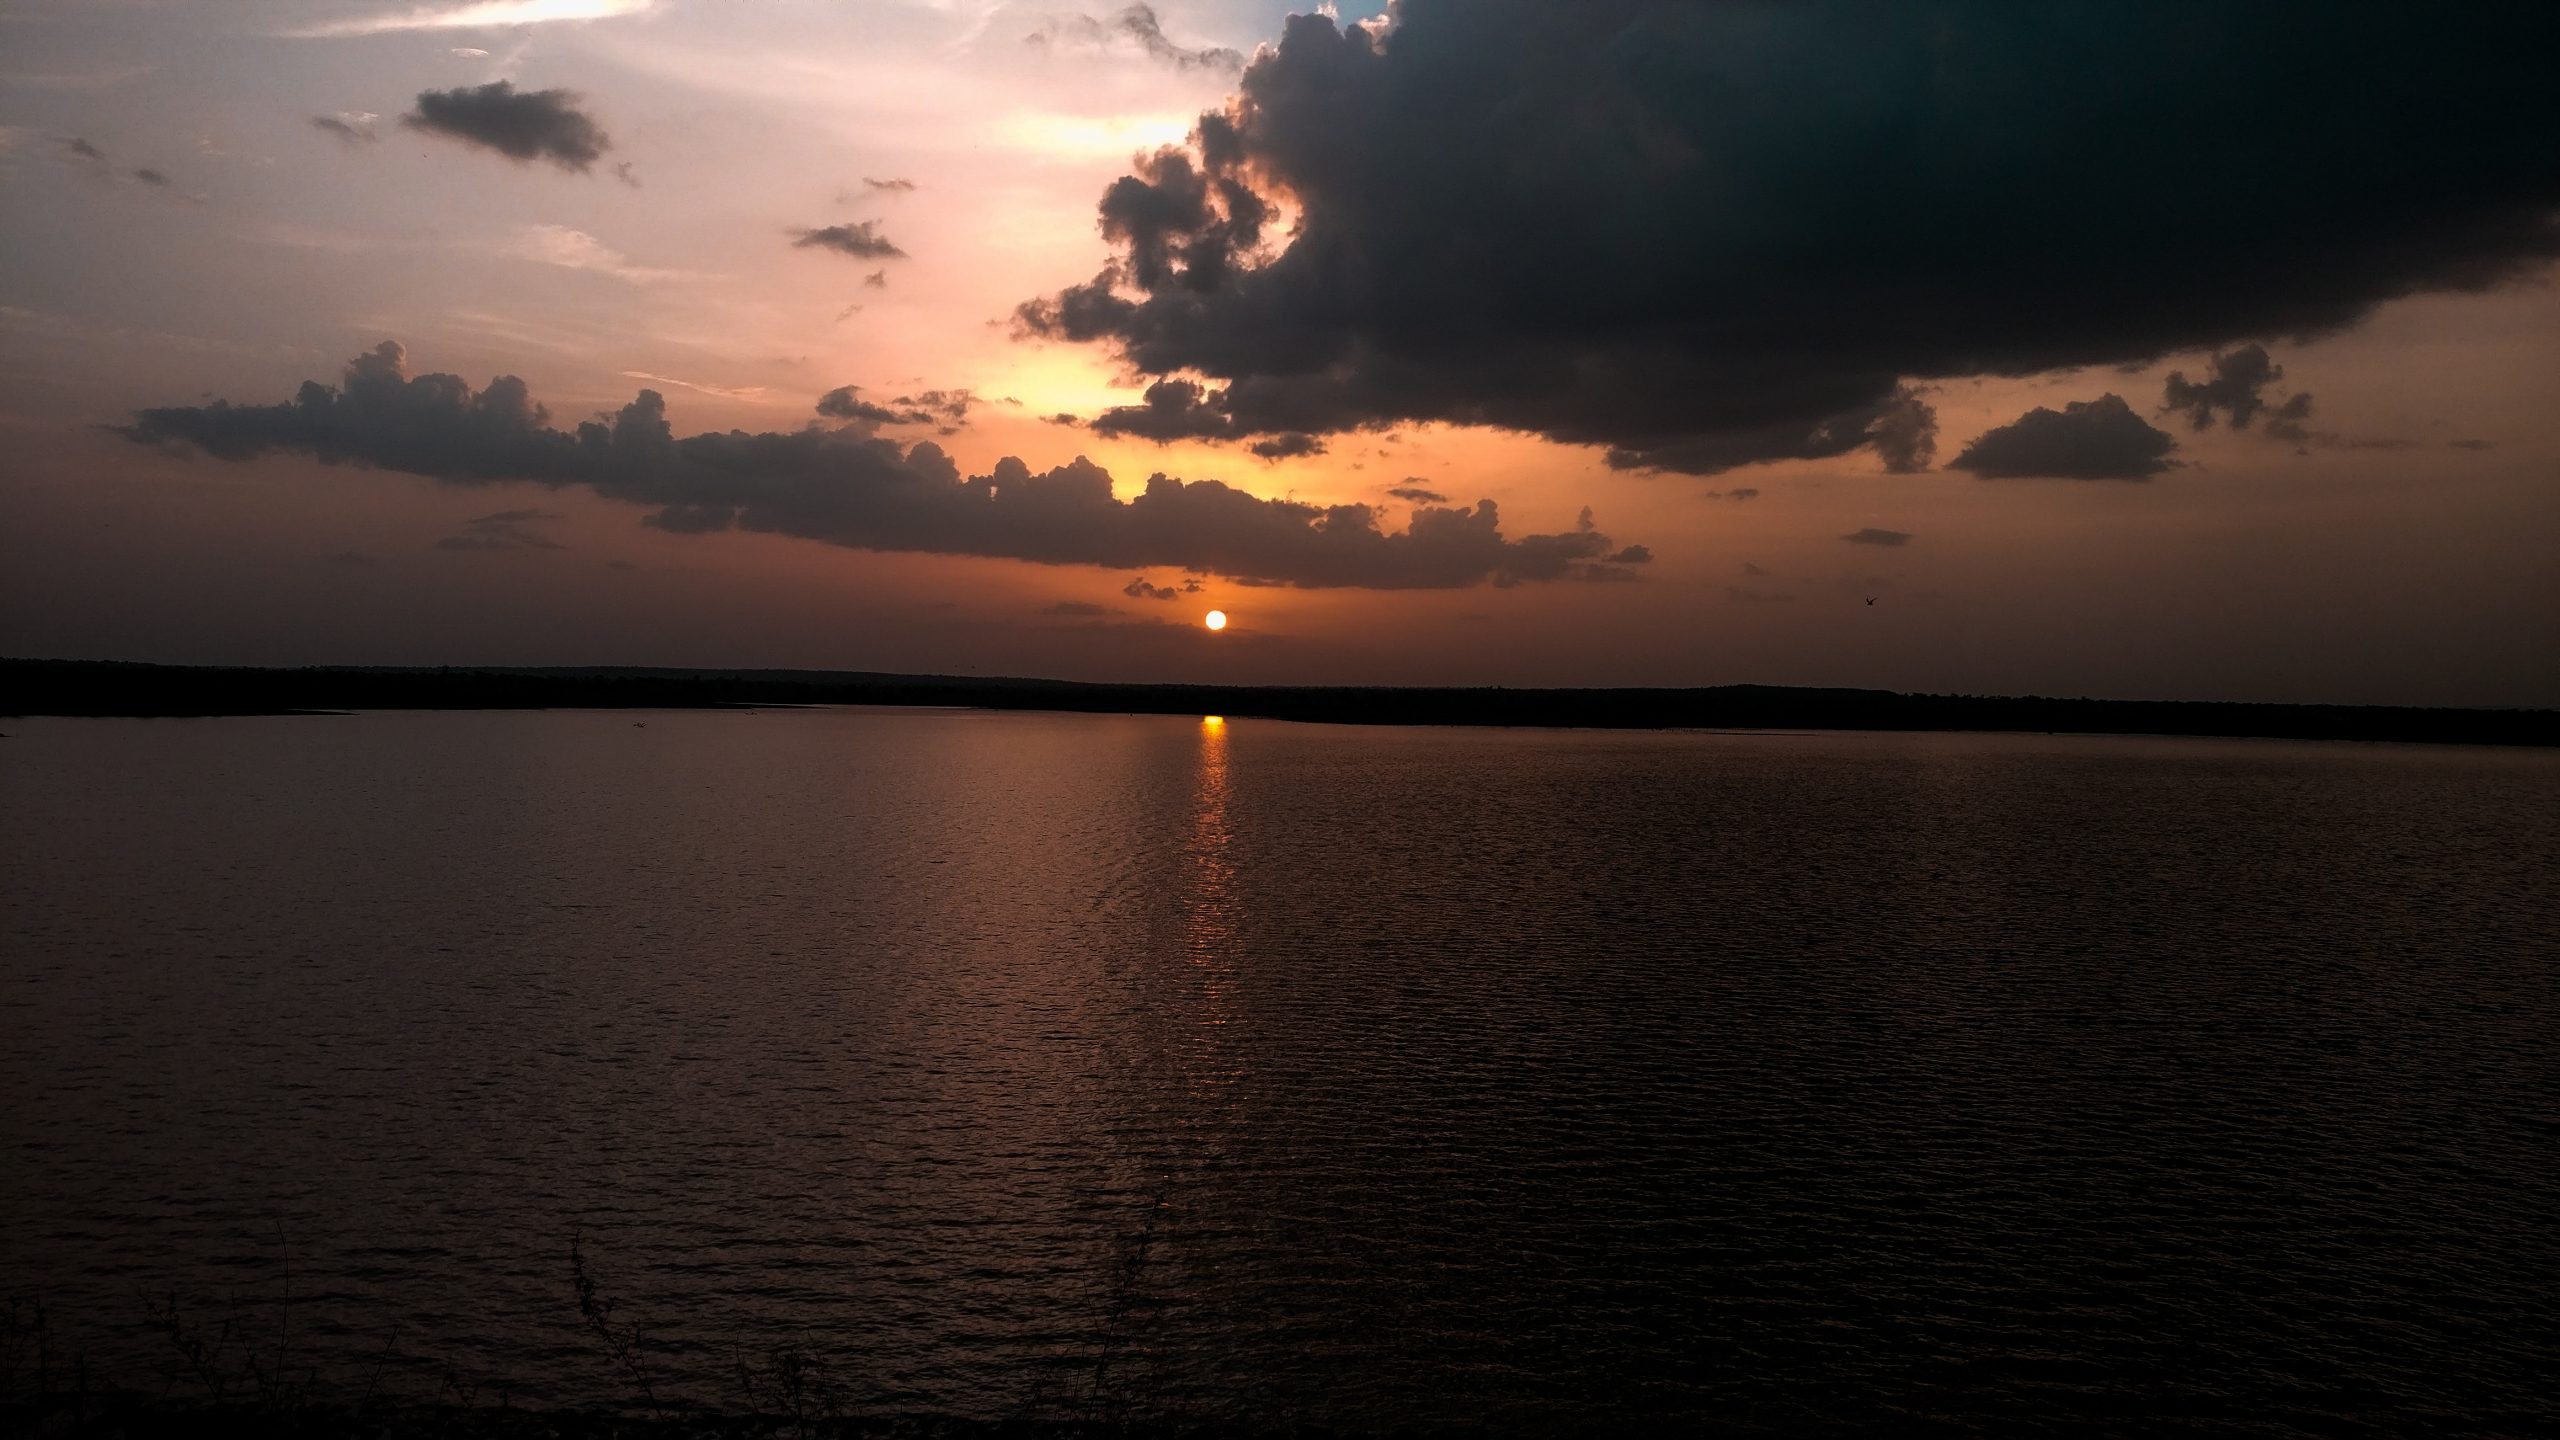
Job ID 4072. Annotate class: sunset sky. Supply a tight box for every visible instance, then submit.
[3,0,2554,705]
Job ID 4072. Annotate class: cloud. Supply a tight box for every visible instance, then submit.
[404,81,611,172]
[116,346,1636,590]
[1950,394,2180,480]
[287,1,656,39]
[58,136,107,165]
[620,371,767,401]
[1866,387,1938,473]
[508,224,697,283]
[1016,3,2560,475]
[1386,482,1446,504]
[1248,432,1324,461]
[794,222,904,260]
[863,177,915,193]
[1841,528,1912,548]
[863,269,888,289]
[2161,343,2310,433]
[311,114,379,144]
[1029,5,1242,73]
[1702,487,1761,502]
[1088,378,1235,441]
[814,385,974,432]
[130,167,170,187]
[1122,577,1182,601]
[434,507,565,551]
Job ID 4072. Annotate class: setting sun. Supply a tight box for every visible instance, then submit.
[1204,610,1228,631]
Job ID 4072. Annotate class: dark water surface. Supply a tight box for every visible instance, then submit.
[4,711,2556,1434]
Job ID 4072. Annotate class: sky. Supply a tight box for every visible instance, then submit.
[2,0,2555,707]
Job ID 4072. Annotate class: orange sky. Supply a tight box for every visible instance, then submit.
[1,1,2554,705]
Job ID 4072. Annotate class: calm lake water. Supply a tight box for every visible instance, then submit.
[4,710,2556,1433]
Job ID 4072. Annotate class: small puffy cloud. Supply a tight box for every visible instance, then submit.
[862,269,888,289]
[130,166,170,186]
[1841,528,1913,547]
[815,385,973,431]
[1122,577,1181,601]
[120,343,1645,591]
[1386,482,1446,504]
[2162,344,2306,431]
[1949,394,2179,480]
[311,114,378,144]
[795,222,904,260]
[1248,431,1324,461]
[1089,378,1235,441]
[404,81,611,172]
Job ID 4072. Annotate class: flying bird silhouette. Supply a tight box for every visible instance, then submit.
[1864,596,1877,606]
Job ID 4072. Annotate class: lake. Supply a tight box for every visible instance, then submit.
[4,710,2555,1433]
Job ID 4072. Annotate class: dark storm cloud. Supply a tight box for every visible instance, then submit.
[1248,432,1324,461]
[794,222,905,260]
[310,114,377,144]
[1030,5,1243,73]
[403,82,610,172]
[2161,344,2308,432]
[118,343,1639,591]
[1386,482,1447,504]
[1841,528,1912,547]
[1017,2,2560,474]
[1950,394,2180,480]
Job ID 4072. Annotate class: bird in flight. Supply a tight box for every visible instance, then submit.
[1864,596,1878,606]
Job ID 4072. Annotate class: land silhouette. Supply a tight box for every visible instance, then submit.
[6,659,2550,748]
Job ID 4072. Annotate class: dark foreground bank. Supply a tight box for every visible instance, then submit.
[5,657,2553,745]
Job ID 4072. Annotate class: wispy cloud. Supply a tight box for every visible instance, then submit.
[504,224,701,283]
[285,1,656,40]
[619,371,769,402]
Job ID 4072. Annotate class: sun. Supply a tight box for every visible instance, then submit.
[1204,610,1228,631]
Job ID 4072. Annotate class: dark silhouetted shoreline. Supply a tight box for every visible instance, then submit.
[6,658,2551,747]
